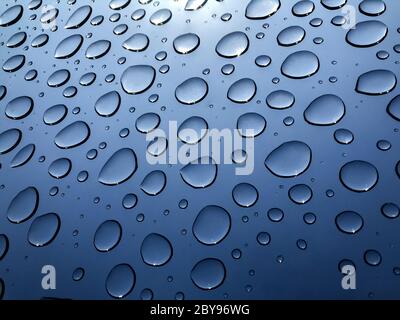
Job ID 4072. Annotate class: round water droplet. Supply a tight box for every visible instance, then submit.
[292,0,315,17]
[232,183,258,207]
[136,113,160,133]
[237,113,266,138]
[334,128,354,144]
[340,160,378,192]
[72,268,85,281]
[335,211,364,234]
[178,116,208,144]
[141,233,172,266]
[94,91,121,117]
[48,158,72,179]
[289,184,313,204]
[381,203,399,219]
[364,250,382,266]
[191,258,226,290]
[180,157,217,188]
[277,26,305,46]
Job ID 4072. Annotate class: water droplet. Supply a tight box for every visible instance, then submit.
[0,128,22,154]
[123,33,149,52]
[181,157,217,188]
[173,33,200,54]
[140,170,166,196]
[175,77,208,105]
[288,184,313,204]
[356,69,396,95]
[335,211,364,234]
[245,0,281,20]
[141,233,172,266]
[304,94,345,126]
[7,187,39,223]
[232,183,258,207]
[281,50,320,79]
[94,220,122,252]
[28,213,60,247]
[191,258,226,290]
[106,264,135,299]
[5,96,34,120]
[121,65,156,95]
[227,78,257,103]
[216,32,249,58]
[340,160,379,192]
[346,21,388,47]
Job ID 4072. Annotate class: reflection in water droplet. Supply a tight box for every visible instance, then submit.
[28,213,60,247]
[85,40,111,59]
[123,33,149,52]
[65,5,92,29]
[381,203,400,219]
[7,187,39,224]
[54,35,84,59]
[266,90,295,109]
[149,9,172,26]
[277,26,305,46]
[106,264,135,299]
[335,211,364,234]
[334,129,354,144]
[141,233,172,266]
[94,220,122,252]
[136,113,160,133]
[193,205,231,245]
[0,5,24,27]
[265,141,312,178]
[191,258,226,290]
[43,104,68,125]
[340,160,379,192]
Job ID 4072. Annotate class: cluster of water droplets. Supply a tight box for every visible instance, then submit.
[0,0,400,299]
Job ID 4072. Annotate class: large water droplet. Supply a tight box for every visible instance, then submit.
[193,205,231,245]
[65,5,92,29]
[335,211,364,234]
[191,258,226,290]
[28,213,60,247]
[11,144,35,168]
[277,26,306,46]
[140,170,166,196]
[121,65,156,95]
[94,91,121,117]
[54,35,84,59]
[356,70,396,95]
[141,233,172,266]
[180,157,217,188]
[237,113,266,137]
[346,21,388,47]
[175,77,208,105]
[281,50,320,79]
[173,33,200,54]
[265,141,312,177]
[0,5,23,27]
[5,96,33,120]
[94,220,122,252]
[54,121,90,149]
[106,264,135,299]
[304,94,346,126]
[98,148,137,186]
[227,78,257,103]
[123,33,149,52]
[7,187,39,224]
[216,32,249,58]
[245,0,281,20]
[340,160,378,192]
[0,128,21,154]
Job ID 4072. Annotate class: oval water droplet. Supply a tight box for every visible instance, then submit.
[121,65,156,95]
[237,113,266,138]
[98,148,137,186]
[48,158,72,179]
[94,220,122,252]
[178,116,208,144]
[265,141,312,177]
[94,91,121,117]
[346,20,388,47]
[5,96,33,120]
[54,35,84,59]
[122,33,149,52]
[106,264,135,299]
[266,90,295,109]
[140,170,166,196]
[387,95,400,121]
[216,32,249,58]
[43,104,67,125]
[277,26,306,46]
[7,187,39,224]
[173,33,200,54]
[0,5,23,27]
[136,113,160,133]
[28,213,60,247]
[232,183,258,207]
[180,157,217,188]
[193,205,231,245]
[281,50,320,79]
[65,5,92,29]
[11,144,35,168]
[0,235,9,260]
[54,121,90,149]
[149,8,172,26]
[304,94,346,126]
[245,0,281,20]
[356,70,396,95]
[3,54,25,73]
[175,77,208,105]
[0,128,21,154]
